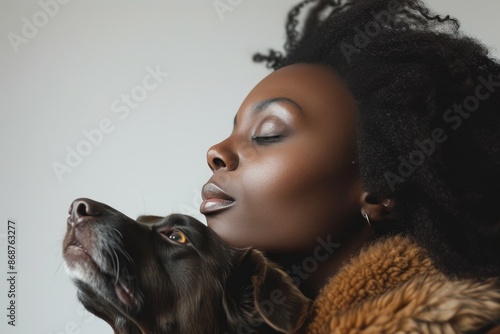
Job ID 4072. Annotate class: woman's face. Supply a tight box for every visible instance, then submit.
[202,63,362,254]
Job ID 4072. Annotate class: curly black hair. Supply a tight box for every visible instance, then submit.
[254,0,500,279]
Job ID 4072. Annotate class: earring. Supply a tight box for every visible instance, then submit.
[362,212,371,227]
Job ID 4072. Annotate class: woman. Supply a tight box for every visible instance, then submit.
[200,0,500,332]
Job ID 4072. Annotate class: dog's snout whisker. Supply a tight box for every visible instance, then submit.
[105,233,136,286]
[118,249,134,264]
[112,227,124,240]
[111,248,120,284]
[123,266,136,292]
[64,200,311,333]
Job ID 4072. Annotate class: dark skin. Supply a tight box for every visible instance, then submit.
[201,63,392,297]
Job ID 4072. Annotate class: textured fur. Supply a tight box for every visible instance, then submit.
[308,235,500,334]
[63,199,311,333]
[255,0,500,280]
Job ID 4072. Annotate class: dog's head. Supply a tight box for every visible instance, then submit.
[62,198,310,334]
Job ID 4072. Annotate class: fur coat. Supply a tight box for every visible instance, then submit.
[306,235,500,334]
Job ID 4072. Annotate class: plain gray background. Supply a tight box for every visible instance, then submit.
[1,1,499,333]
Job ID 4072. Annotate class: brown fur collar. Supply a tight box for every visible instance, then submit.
[307,234,500,333]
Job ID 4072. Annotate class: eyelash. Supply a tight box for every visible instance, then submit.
[251,135,282,144]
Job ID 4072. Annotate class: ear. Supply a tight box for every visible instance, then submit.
[360,191,395,228]
[251,250,311,333]
[136,215,164,225]
[223,249,311,333]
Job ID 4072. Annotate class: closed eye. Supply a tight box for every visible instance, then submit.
[251,135,282,144]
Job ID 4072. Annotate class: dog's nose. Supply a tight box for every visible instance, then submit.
[68,198,104,223]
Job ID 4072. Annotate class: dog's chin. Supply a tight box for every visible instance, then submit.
[64,244,101,282]
[70,268,141,311]
[74,273,148,333]
[64,248,146,331]
[64,235,142,306]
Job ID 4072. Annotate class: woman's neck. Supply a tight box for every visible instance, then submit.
[267,222,376,299]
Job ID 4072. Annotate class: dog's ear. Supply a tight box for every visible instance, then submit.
[223,249,311,333]
[136,215,164,225]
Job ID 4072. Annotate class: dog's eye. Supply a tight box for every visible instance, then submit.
[166,230,188,244]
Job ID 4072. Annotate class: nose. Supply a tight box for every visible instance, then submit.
[206,138,239,172]
[68,198,104,224]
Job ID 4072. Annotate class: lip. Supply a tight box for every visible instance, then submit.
[200,182,235,215]
[115,280,139,307]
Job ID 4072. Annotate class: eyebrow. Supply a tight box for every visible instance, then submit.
[233,97,304,126]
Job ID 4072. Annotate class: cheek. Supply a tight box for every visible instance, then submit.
[210,147,360,252]
[252,136,357,217]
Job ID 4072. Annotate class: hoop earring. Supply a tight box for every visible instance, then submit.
[362,212,371,227]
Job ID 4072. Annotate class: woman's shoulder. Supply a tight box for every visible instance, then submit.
[307,234,500,333]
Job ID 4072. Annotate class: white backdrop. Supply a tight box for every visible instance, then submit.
[1,1,499,333]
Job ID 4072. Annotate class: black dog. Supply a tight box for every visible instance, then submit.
[62,198,311,334]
